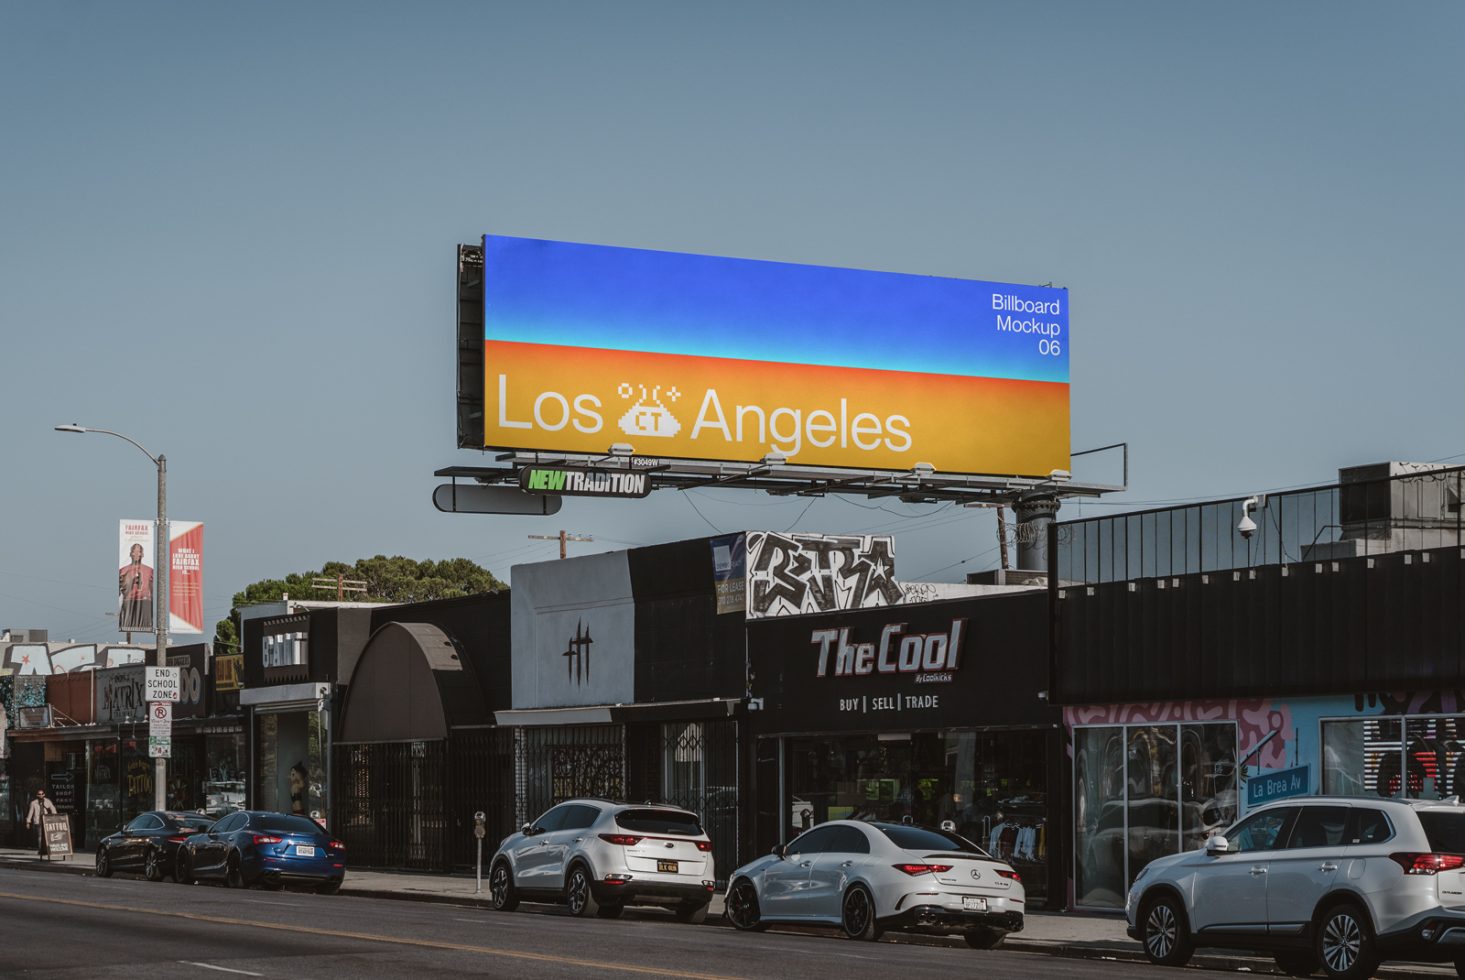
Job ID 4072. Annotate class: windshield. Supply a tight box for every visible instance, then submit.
[255,814,328,837]
[165,814,216,832]
[873,823,987,855]
[615,809,704,836]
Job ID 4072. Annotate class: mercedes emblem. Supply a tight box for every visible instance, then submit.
[970,868,981,880]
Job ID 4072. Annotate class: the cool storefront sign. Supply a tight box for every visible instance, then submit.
[751,594,1048,733]
[480,235,1070,478]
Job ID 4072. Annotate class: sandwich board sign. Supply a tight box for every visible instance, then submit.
[42,813,73,859]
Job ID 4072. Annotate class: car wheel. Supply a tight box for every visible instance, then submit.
[1140,894,1194,967]
[175,850,195,885]
[596,904,623,919]
[1275,950,1320,977]
[841,884,881,941]
[675,902,708,925]
[489,861,519,912]
[725,878,767,932]
[1316,903,1378,980]
[963,928,1006,950]
[565,865,601,918]
[317,879,342,896]
[95,847,112,879]
[224,854,245,889]
[143,847,164,882]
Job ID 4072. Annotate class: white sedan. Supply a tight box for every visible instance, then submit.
[724,820,1024,947]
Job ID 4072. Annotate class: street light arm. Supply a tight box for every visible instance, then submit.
[53,424,160,466]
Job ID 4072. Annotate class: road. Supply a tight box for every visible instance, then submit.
[0,870,1192,979]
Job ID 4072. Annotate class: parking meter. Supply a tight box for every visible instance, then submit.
[474,810,488,894]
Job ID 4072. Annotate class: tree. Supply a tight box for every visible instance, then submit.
[212,555,506,650]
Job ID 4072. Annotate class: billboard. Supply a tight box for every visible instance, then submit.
[118,520,204,635]
[481,236,1069,477]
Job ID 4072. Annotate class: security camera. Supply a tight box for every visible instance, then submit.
[1238,496,1260,539]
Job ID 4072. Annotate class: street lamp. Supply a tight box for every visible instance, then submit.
[55,423,168,811]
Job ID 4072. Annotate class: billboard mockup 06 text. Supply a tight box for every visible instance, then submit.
[481,236,1069,477]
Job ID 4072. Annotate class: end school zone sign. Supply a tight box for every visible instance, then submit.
[519,465,652,499]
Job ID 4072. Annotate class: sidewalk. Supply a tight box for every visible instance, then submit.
[0,846,1453,977]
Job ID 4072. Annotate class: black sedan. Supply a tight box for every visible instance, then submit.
[96,811,217,882]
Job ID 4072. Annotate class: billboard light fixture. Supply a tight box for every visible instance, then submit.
[608,443,634,457]
[762,452,787,466]
[911,462,936,478]
[1049,468,1072,482]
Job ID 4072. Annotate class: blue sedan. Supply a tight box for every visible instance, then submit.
[177,810,346,893]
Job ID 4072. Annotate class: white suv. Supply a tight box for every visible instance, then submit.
[488,799,716,922]
[1126,796,1465,979]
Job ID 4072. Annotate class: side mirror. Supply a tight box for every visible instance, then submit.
[1205,835,1230,856]
[771,843,786,859]
[521,823,535,836]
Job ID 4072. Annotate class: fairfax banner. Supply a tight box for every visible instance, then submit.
[481,236,1070,477]
[118,520,204,635]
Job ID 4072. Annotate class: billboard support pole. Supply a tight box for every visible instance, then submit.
[155,453,168,812]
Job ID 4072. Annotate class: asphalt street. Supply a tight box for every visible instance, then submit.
[0,870,1197,979]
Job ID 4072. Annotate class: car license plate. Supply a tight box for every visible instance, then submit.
[962,896,987,912]
[296,845,316,857]
[657,859,678,873]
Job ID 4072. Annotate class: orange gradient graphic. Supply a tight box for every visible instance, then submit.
[485,341,1069,476]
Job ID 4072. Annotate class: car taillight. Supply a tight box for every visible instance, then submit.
[696,841,713,852]
[1390,852,1465,875]
[997,869,1021,881]
[251,835,283,846]
[329,840,345,850]
[599,833,644,846]
[893,863,953,876]
[167,836,189,844]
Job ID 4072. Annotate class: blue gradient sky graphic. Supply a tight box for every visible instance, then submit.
[484,235,1068,384]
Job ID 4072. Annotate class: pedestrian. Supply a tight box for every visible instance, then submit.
[25,788,57,857]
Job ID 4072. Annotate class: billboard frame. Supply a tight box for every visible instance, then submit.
[450,241,1125,505]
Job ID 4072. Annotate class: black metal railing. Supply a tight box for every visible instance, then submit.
[1054,463,1465,587]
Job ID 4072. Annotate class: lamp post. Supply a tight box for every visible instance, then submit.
[55,423,168,811]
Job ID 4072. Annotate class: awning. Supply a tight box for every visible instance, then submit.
[495,697,741,727]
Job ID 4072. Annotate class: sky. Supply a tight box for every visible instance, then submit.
[3,1,1462,643]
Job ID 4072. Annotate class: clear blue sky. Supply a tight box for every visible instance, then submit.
[3,1,1461,642]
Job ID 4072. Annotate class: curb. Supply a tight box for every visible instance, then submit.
[1,857,1452,977]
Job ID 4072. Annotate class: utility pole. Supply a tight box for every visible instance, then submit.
[312,573,368,601]
[529,531,594,559]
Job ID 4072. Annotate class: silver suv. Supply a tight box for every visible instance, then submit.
[489,799,716,922]
[1127,796,1465,978]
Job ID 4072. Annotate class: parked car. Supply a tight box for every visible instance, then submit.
[488,799,715,922]
[1127,796,1465,979]
[176,810,345,894]
[95,811,216,882]
[724,820,1025,948]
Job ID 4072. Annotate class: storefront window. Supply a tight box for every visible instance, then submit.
[1074,722,1237,909]
[256,711,327,820]
[1322,718,1404,797]
[1323,715,1465,801]
[1074,726,1124,907]
[203,732,247,818]
[787,729,1052,905]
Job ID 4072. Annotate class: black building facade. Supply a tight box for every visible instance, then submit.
[746,591,1064,907]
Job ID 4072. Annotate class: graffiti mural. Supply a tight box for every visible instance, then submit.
[746,532,904,619]
[0,642,146,676]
